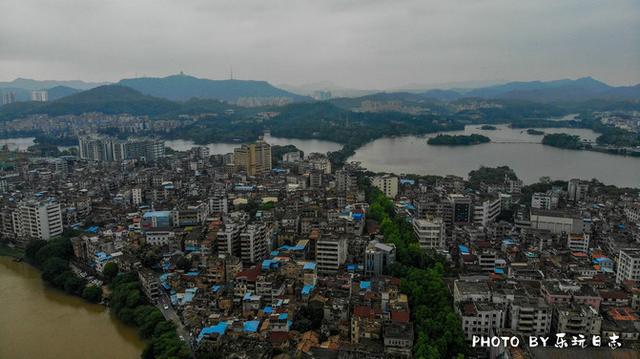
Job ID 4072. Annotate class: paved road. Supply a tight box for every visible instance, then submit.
[156,287,194,352]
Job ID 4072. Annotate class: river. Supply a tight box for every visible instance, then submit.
[0,257,145,359]
[349,125,640,187]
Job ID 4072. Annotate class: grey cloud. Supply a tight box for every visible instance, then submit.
[0,0,638,88]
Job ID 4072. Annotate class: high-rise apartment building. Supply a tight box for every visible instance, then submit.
[217,212,248,258]
[316,235,348,274]
[14,200,63,241]
[413,216,446,250]
[532,191,558,210]
[616,249,640,285]
[567,233,590,253]
[447,194,472,225]
[372,175,399,198]
[31,90,48,102]
[473,196,501,226]
[240,223,269,264]
[2,92,16,105]
[364,240,396,275]
[78,136,165,162]
[335,170,357,193]
[568,179,589,202]
[509,297,552,336]
[233,140,272,176]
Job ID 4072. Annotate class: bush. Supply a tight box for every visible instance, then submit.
[82,285,103,303]
[102,262,119,282]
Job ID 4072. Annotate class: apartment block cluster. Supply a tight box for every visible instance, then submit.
[0,140,415,358]
[78,135,165,162]
[0,113,191,138]
[393,174,640,358]
[1,135,639,358]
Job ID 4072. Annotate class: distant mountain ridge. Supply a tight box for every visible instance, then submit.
[1,75,638,118]
[0,85,243,120]
[432,77,640,103]
[118,74,311,103]
[280,77,640,103]
[47,86,81,101]
[0,85,179,119]
[0,78,107,103]
[0,78,108,91]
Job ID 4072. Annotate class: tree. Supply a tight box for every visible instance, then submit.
[176,256,192,271]
[41,257,69,283]
[82,285,103,303]
[25,240,48,262]
[143,249,161,268]
[102,262,119,282]
[138,309,165,339]
[34,238,73,265]
[63,274,86,294]
[154,321,176,337]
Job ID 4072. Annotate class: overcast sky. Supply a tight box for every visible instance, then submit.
[1,0,638,89]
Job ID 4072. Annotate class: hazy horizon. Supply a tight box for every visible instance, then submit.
[1,0,639,88]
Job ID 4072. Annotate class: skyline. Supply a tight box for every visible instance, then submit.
[1,0,639,88]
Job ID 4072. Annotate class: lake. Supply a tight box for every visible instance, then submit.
[0,137,78,152]
[1,126,637,188]
[0,137,37,151]
[0,257,145,359]
[349,125,640,187]
[164,132,342,155]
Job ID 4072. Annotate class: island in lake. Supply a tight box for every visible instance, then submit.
[527,129,545,135]
[481,125,497,130]
[427,133,491,146]
[541,133,585,149]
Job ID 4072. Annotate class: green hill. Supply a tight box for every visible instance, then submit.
[118,73,311,102]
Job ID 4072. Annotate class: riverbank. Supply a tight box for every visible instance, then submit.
[541,133,640,157]
[20,238,190,359]
[0,243,24,258]
[0,256,146,359]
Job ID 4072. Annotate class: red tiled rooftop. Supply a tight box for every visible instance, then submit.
[236,266,260,282]
[391,311,410,322]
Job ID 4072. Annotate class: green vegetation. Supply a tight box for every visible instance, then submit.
[82,285,103,303]
[520,180,568,205]
[270,102,462,145]
[291,300,324,333]
[102,262,120,282]
[258,201,276,211]
[264,102,465,167]
[118,74,308,102]
[28,143,63,157]
[510,119,578,129]
[526,128,544,135]
[541,133,585,150]
[594,127,640,147]
[24,238,92,297]
[110,273,190,358]
[480,125,497,130]
[34,134,78,146]
[467,165,518,188]
[270,144,303,167]
[168,114,263,144]
[0,243,24,257]
[366,184,466,359]
[175,256,192,271]
[24,238,189,358]
[427,133,490,146]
